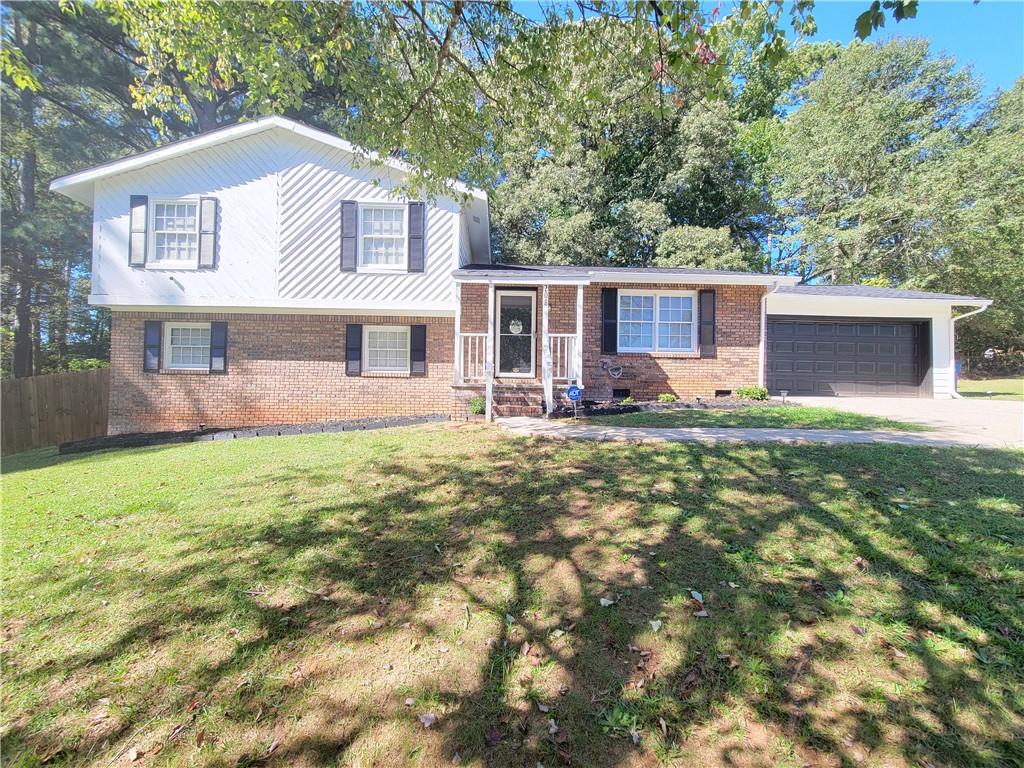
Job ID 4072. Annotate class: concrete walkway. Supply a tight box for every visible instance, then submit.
[496,416,1019,449]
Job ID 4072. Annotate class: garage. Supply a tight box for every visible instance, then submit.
[766,316,929,397]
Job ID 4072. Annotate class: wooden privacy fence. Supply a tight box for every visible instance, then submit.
[1,368,110,455]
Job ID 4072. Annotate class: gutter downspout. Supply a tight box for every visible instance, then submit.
[949,304,991,399]
[758,282,780,388]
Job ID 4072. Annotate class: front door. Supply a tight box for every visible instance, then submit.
[496,290,535,377]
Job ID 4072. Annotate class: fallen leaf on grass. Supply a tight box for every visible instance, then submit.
[127,746,143,762]
[717,653,740,669]
[851,625,866,637]
[404,697,415,707]
[659,717,667,737]
[599,597,616,607]
[649,620,662,632]
[548,719,559,736]
[419,713,438,729]
[629,728,641,745]
[484,726,502,747]
[537,702,551,713]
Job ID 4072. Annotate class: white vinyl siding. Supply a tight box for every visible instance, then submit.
[150,200,199,266]
[364,325,410,372]
[359,205,406,270]
[164,322,211,369]
[618,291,697,352]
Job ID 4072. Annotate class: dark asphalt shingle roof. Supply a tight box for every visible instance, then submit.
[454,263,772,278]
[775,285,989,302]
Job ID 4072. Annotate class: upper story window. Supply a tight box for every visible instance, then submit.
[150,200,200,266]
[618,291,697,353]
[359,204,406,271]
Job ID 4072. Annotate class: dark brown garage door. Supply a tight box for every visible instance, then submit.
[766,317,929,397]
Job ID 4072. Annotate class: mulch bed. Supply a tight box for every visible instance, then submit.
[550,396,786,419]
[58,414,449,455]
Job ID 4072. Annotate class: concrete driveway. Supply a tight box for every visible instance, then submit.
[787,396,1023,449]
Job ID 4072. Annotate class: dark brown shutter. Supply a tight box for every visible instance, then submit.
[143,320,161,372]
[407,202,426,272]
[601,287,618,355]
[129,195,148,266]
[410,324,427,375]
[209,321,227,373]
[345,323,362,376]
[340,201,358,272]
[699,289,717,358]
[198,197,218,268]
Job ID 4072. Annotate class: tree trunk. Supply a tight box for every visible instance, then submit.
[12,20,37,378]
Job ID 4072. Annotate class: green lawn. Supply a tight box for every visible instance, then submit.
[2,425,1023,768]
[956,377,1024,401]
[586,404,927,431]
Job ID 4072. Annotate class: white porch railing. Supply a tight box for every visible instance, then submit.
[549,334,578,381]
[456,332,487,382]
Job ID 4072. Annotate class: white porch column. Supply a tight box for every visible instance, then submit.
[575,284,585,386]
[453,282,463,385]
[542,284,553,415]
[485,282,495,421]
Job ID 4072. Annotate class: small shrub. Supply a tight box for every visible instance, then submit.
[468,396,485,415]
[657,393,678,403]
[735,386,769,401]
[620,395,635,404]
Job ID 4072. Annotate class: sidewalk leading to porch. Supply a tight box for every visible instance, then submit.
[495,416,991,447]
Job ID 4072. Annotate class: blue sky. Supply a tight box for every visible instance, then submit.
[805,1,1023,96]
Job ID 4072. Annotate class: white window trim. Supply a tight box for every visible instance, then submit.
[147,198,201,270]
[363,324,411,374]
[357,203,408,273]
[617,289,699,353]
[162,321,211,371]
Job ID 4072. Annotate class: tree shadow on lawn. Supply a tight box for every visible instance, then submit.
[4,430,1023,767]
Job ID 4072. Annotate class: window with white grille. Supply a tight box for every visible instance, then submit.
[364,326,410,372]
[618,291,697,352]
[359,205,406,269]
[164,322,211,370]
[150,201,199,265]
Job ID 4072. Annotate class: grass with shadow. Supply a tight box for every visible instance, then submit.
[585,404,927,431]
[2,423,1022,767]
[956,377,1024,401]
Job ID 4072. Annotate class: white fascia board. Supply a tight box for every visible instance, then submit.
[767,293,991,315]
[452,274,590,286]
[51,115,487,205]
[89,295,456,316]
[589,271,801,286]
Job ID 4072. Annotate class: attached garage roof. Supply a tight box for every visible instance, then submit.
[775,284,990,304]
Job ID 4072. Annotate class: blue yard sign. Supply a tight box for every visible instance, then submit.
[567,385,582,402]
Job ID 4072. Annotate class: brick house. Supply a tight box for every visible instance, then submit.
[51,117,991,434]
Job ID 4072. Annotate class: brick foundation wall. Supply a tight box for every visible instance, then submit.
[108,311,457,434]
[581,283,765,401]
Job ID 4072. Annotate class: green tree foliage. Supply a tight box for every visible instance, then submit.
[490,18,784,269]
[771,39,980,282]
[913,81,1024,359]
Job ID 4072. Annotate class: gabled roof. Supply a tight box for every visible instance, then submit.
[49,115,487,204]
[775,284,991,305]
[453,263,800,286]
